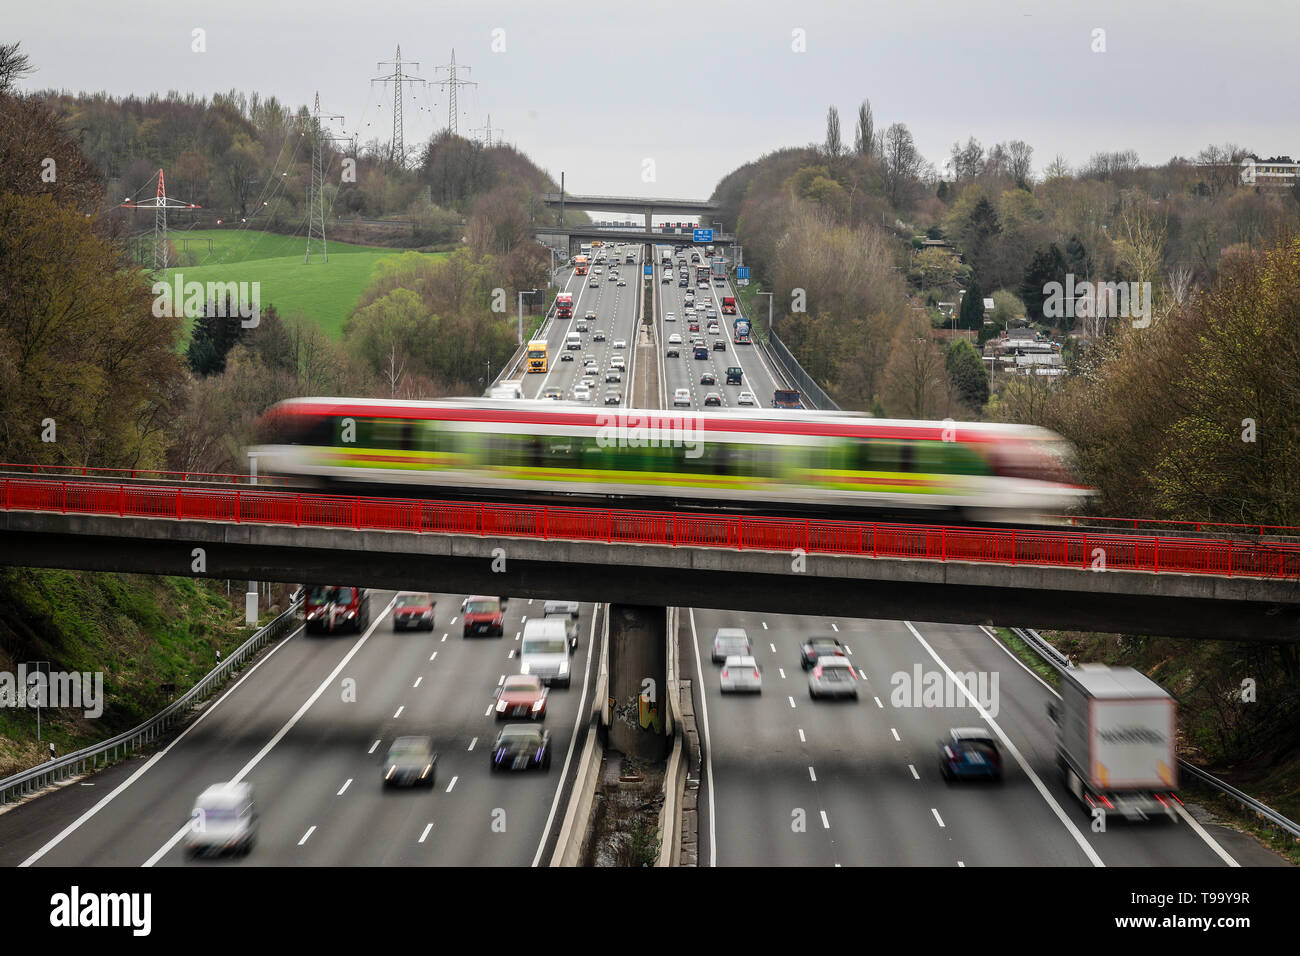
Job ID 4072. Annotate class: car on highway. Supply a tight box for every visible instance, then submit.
[305,585,370,635]
[393,591,436,631]
[542,387,563,400]
[678,277,688,287]
[689,321,700,332]
[604,391,622,405]
[593,330,607,341]
[673,388,691,407]
[606,369,622,382]
[808,656,858,700]
[694,346,709,360]
[707,323,720,335]
[703,392,722,406]
[711,627,751,664]
[665,311,676,322]
[559,352,574,362]
[585,311,597,321]
[589,278,600,286]
[583,352,596,364]
[520,618,573,687]
[574,384,592,402]
[939,728,1003,782]
[544,600,580,619]
[706,308,718,320]
[185,782,257,858]
[613,339,626,349]
[611,355,625,370]
[579,376,596,389]
[462,595,505,637]
[737,390,756,406]
[383,736,439,788]
[490,724,553,772]
[713,340,726,352]
[495,675,548,721]
[618,278,627,286]
[662,272,671,283]
[799,636,845,669]
[700,372,716,385]
[720,655,762,694]
[668,332,682,345]
[576,321,589,332]
[666,345,680,357]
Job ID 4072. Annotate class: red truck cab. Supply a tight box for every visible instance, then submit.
[304,586,371,634]
[462,595,506,637]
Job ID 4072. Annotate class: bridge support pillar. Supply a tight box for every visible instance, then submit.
[644,207,654,235]
[607,604,668,761]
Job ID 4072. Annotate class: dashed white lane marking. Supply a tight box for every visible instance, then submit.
[844,644,853,655]
[497,675,505,686]
[484,705,493,717]
[932,809,945,828]
[441,634,448,643]
[874,696,883,708]
[445,776,459,793]
[430,651,439,661]
[909,765,919,780]
[468,737,478,751]
[337,778,352,796]
[413,677,423,688]
[369,740,381,754]
[778,668,786,679]
[419,823,433,843]
[830,623,839,632]
[957,861,965,867]
[788,696,796,709]
[508,650,516,659]
[891,728,900,741]
[393,705,405,719]
[515,631,521,640]
[858,669,868,680]
[798,728,805,743]
[450,617,458,626]
[808,767,817,782]
[820,811,830,829]
[762,621,768,630]
[298,826,316,846]
[769,642,776,653]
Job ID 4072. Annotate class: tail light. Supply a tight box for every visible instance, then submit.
[1099,795,1115,810]
[753,669,760,680]
[722,669,729,679]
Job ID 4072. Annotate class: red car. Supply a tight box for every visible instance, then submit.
[495,675,548,720]
[304,586,370,634]
[393,591,436,631]
[462,595,505,637]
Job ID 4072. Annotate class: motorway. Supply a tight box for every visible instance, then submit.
[0,593,600,866]
[639,242,1285,868]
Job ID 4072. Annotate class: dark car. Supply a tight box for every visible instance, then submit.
[713,339,726,351]
[560,352,574,362]
[799,636,845,670]
[703,392,722,406]
[726,366,743,385]
[694,346,709,360]
[939,728,1002,781]
[393,591,436,632]
[462,595,505,637]
[700,372,716,385]
[666,346,680,357]
[383,736,438,788]
[490,724,553,772]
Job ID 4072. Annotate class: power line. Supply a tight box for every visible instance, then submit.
[470,113,503,148]
[304,92,349,264]
[119,169,200,271]
[371,45,426,167]
[433,48,476,136]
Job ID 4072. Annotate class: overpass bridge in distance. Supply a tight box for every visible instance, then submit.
[541,193,721,217]
[2,475,1299,643]
[535,225,736,250]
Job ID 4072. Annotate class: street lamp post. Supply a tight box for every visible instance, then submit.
[757,291,774,335]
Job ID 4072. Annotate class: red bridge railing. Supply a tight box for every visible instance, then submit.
[3,477,1299,579]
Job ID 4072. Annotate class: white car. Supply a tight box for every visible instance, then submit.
[808,656,859,699]
[720,656,762,694]
[613,339,626,349]
[543,600,580,619]
[610,355,625,370]
[185,782,257,858]
[665,312,676,322]
[673,388,691,407]
[573,384,591,402]
[737,391,756,406]
[667,333,682,345]
[712,627,751,664]
[520,619,573,688]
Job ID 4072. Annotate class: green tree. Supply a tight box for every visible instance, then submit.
[958,280,984,329]
[945,338,989,412]
[1020,243,1069,325]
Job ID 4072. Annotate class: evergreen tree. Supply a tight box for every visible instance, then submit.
[946,338,989,411]
[1065,234,1092,280]
[186,291,247,376]
[958,280,984,330]
[1020,243,1069,325]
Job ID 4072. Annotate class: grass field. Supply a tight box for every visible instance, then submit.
[160,228,443,339]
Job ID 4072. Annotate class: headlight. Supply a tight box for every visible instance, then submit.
[345,610,356,618]
[422,610,432,618]
[520,663,531,675]
[496,699,508,712]
[532,699,544,711]
[558,662,569,674]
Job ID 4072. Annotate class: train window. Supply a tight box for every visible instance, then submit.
[898,443,914,472]
[912,441,989,476]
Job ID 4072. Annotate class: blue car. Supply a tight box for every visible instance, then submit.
[939,728,1002,781]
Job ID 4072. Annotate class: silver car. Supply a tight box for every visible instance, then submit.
[711,627,751,664]
[808,656,859,700]
[720,655,762,694]
[384,736,439,787]
[543,600,580,619]
[185,782,257,858]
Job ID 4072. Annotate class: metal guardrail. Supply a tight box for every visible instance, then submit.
[766,327,840,411]
[1008,627,1300,840]
[0,597,302,806]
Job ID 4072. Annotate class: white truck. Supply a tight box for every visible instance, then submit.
[1047,664,1179,822]
[488,379,524,400]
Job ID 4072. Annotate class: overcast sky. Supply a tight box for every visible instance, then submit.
[10,0,1297,200]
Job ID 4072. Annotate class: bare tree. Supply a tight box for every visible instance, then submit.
[854,99,875,157]
[1196,143,1246,196]
[0,42,35,93]
[1005,140,1034,185]
[882,123,925,209]
[825,105,843,159]
[947,137,984,181]
[1043,154,1071,180]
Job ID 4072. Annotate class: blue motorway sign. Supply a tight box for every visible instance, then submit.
[693,228,714,243]
[736,267,750,280]
[643,264,652,275]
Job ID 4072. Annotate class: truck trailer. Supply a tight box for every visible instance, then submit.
[1047,664,1179,823]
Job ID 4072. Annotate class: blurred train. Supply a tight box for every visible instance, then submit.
[249,398,1092,522]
